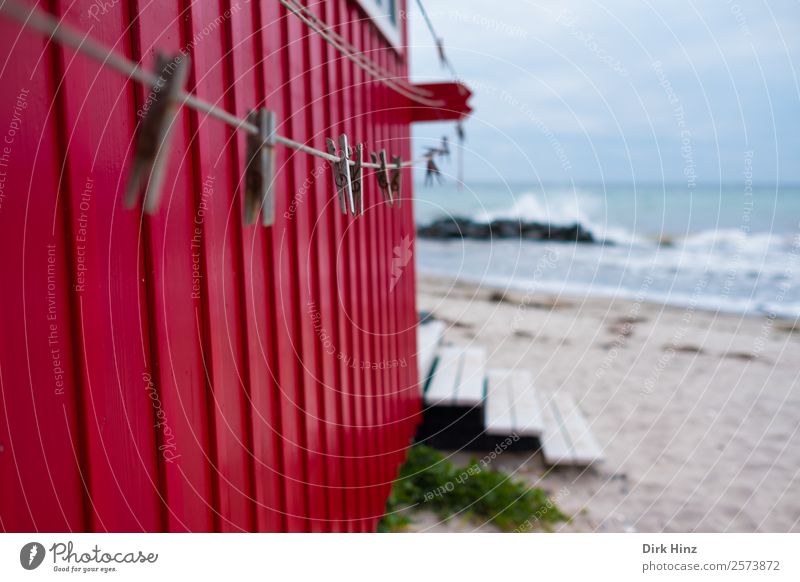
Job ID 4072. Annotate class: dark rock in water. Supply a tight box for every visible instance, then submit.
[417,217,596,243]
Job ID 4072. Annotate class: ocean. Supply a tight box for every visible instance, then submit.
[413,182,800,319]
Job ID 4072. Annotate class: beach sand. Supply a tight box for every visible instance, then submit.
[409,274,800,533]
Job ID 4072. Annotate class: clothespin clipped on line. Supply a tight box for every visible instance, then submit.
[424,155,442,187]
[371,150,392,206]
[350,143,364,216]
[390,155,402,207]
[125,52,190,214]
[326,135,355,215]
[244,109,277,226]
[436,37,446,68]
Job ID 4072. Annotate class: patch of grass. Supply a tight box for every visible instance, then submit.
[378,445,568,532]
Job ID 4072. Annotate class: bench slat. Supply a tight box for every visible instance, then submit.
[417,320,445,383]
[485,370,515,434]
[553,394,604,465]
[510,371,544,437]
[539,393,573,465]
[424,346,462,405]
[454,347,486,405]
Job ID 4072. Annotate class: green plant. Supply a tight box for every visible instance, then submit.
[378,445,568,532]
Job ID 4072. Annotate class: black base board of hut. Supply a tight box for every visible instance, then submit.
[414,405,539,452]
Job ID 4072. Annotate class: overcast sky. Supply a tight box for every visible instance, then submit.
[407,0,799,185]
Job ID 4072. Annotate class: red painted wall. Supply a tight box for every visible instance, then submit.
[0,0,418,532]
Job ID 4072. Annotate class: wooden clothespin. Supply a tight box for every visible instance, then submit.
[424,155,442,187]
[390,155,402,207]
[371,149,392,206]
[326,135,354,215]
[244,109,277,226]
[125,52,190,214]
[350,143,364,216]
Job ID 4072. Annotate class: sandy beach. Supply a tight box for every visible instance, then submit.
[410,274,800,533]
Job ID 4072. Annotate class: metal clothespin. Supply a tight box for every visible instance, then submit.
[390,155,402,207]
[326,138,346,214]
[125,52,190,214]
[350,143,364,216]
[371,149,392,206]
[244,109,277,226]
[326,135,354,214]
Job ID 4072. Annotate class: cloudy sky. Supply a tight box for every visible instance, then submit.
[407,0,799,185]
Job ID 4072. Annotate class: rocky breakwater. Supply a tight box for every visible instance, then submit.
[417,217,596,243]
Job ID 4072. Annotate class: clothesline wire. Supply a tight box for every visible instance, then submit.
[278,0,437,103]
[412,0,463,86]
[1,0,454,170]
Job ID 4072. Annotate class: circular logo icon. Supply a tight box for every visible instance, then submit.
[20,542,46,570]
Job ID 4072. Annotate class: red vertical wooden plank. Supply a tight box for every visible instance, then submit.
[260,1,310,532]
[395,0,420,444]
[347,5,377,530]
[183,0,255,532]
[300,0,348,532]
[0,3,86,532]
[283,5,330,533]
[320,0,360,532]
[51,0,163,531]
[369,25,388,494]
[131,0,216,533]
[368,23,398,503]
[228,0,285,533]
[379,29,410,469]
[355,13,390,529]
[330,0,365,531]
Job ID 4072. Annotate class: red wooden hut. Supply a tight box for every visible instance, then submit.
[0,0,470,532]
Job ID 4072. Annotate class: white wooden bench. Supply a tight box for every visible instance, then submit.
[539,392,604,466]
[485,369,544,437]
[414,322,603,464]
[424,346,486,406]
